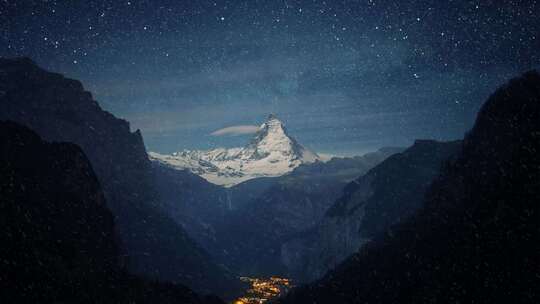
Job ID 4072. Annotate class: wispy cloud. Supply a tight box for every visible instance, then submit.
[210,125,260,136]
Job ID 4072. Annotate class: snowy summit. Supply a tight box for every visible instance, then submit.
[149,114,320,187]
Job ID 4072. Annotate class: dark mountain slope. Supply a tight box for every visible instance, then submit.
[0,57,240,297]
[327,140,461,237]
[279,71,540,303]
[150,162,232,255]
[282,140,461,282]
[0,121,222,304]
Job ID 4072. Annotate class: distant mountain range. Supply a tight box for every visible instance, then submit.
[150,114,321,187]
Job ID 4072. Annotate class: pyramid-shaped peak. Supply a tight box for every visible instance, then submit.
[245,113,320,163]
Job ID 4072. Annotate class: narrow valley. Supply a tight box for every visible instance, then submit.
[2,1,539,303]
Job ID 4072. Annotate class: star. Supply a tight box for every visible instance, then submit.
[2,0,537,155]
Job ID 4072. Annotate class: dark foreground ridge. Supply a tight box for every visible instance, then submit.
[0,57,243,298]
[278,70,540,303]
[0,121,223,304]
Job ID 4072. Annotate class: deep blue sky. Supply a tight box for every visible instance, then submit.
[2,0,539,155]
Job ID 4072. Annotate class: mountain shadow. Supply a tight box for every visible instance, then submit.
[0,121,223,304]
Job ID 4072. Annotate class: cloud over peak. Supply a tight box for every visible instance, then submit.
[210,125,260,136]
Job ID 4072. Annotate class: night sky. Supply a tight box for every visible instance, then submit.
[2,0,539,155]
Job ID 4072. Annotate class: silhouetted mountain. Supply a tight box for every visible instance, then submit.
[278,71,540,303]
[0,58,241,298]
[282,140,461,282]
[0,121,223,304]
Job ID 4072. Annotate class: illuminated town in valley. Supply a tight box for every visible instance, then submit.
[234,277,292,304]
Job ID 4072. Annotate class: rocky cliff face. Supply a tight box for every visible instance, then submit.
[0,121,223,304]
[0,58,240,297]
[279,71,540,303]
[281,140,461,282]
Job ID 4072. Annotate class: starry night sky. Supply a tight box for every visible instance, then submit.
[2,0,539,155]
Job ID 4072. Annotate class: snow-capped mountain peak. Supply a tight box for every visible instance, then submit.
[241,114,311,160]
[149,114,320,187]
